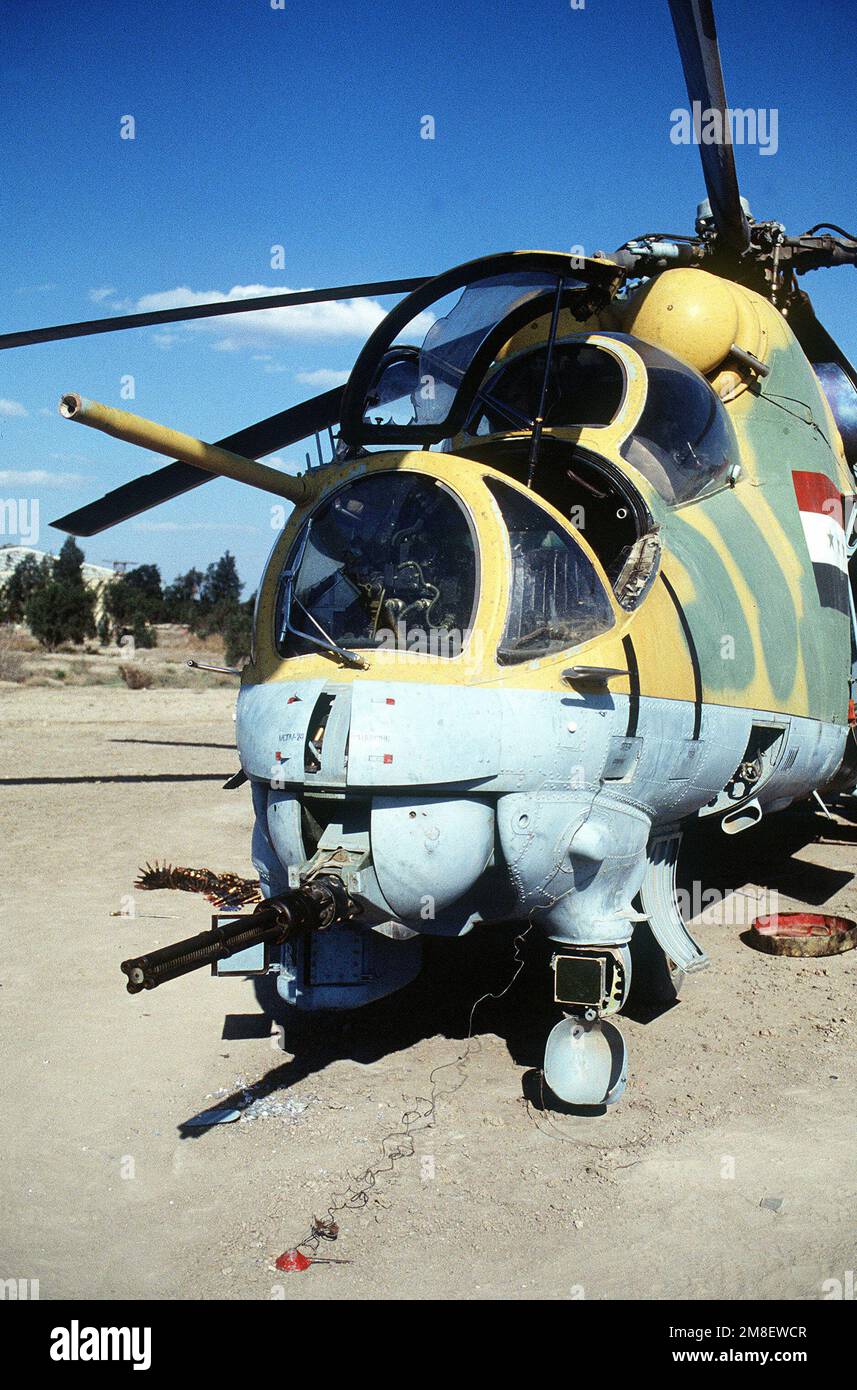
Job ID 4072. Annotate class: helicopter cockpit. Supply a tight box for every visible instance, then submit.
[274,471,479,662]
[339,251,624,446]
[273,464,619,666]
[276,252,744,666]
[337,252,741,572]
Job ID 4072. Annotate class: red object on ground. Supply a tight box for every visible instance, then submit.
[751,912,857,957]
[754,913,850,937]
[275,1249,311,1272]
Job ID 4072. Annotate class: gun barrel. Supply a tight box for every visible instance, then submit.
[59,392,315,506]
[121,907,287,993]
[120,877,356,993]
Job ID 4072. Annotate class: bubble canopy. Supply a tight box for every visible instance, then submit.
[338,252,625,447]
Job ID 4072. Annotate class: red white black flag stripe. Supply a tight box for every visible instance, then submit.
[792,471,850,615]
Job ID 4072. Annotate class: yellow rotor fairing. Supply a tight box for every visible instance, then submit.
[708,283,768,401]
[616,269,771,401]
[619,268,739,375]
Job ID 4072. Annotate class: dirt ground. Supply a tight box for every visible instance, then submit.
[1,685,855,1301]
[0,623,239,690]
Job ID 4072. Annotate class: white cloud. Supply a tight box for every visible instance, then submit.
[295,368,350,388]
[51,450,96,464]
[132,284,435,349]
[0,398,28,417]
[0,470,90,488]
[134,283,389,343]
[252,352,289,375]
[89,286,117,304]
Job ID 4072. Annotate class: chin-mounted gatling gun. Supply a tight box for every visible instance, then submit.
[121,876,359,994]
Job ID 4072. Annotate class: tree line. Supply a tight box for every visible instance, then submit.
[0,538,254,666]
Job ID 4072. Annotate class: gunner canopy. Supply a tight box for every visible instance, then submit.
[275,473,477,658]
[275,470,616,664]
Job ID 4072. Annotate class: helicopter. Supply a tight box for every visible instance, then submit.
[4,0,857,1107]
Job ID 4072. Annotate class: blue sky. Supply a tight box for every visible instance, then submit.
[1,0,855,592]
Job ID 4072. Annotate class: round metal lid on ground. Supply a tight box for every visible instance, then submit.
[750,913,857,957]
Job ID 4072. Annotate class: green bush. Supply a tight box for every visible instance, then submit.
[24,538,95,650]
[223,604,253,667]
[103,563,163,639]
[1,552,52,622]
[131,616,157,649]
[27,578,95,650]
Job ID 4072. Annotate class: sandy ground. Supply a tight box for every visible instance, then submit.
[1,685,855,1301]
[0,624,239,690]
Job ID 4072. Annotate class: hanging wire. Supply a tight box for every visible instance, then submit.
[286,921,536,1264]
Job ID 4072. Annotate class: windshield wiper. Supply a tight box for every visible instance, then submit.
[292,595,368,669]
[472,385,534,430]
[278,521,368,669]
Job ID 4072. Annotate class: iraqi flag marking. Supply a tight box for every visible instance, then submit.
[792,470,849,614]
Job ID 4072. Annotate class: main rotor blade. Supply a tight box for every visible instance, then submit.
[788,293,857,393]
[0,277,429,351]
[667,0,751,254]
[51,386,343,537]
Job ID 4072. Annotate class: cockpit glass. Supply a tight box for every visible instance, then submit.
[276,473,477,658]
[462,341,625,438]
[360,270,591,436]
[620,340,739,503]
[485,478,615,662]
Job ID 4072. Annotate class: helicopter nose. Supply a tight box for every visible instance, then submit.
[238,675,653,936]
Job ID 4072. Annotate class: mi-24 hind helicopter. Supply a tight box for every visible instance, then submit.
[6,0,857,1107]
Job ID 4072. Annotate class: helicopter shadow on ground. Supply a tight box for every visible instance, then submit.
[109,737,237,750]
[178,926,563,1138]
[177,803,854,1137]
[180,918,690,1133]
[677,803,854,909]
